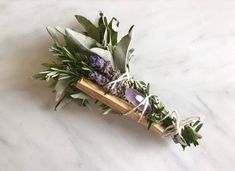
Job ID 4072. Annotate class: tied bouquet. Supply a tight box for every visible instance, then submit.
[34,12,204,149]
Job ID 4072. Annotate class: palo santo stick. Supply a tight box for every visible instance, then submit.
[76,78,165,135]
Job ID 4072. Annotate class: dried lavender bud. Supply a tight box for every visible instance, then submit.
[90,54,105,70]
[89,54,129,98]
[103,61,114,76]
[111,69,121,80]
[89,71,109,86]
[104,79,129,99]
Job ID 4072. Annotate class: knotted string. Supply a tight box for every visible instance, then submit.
[106,72,133,90]
[123,94,153,122]
[160,111,204,138]
[106,72,204,138]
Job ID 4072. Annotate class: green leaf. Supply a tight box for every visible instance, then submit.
[102,108,112,115]
[90,47,114,67]
[193,140,199,147]
[195,123,203,132]
[146,83,150,95]
[54,96,72,111]
[193,120,200,127]
[55,79,71,102]
[47,26,65,45]
[155,107,164,113]
[147,120,153,130]
[55,26,66,35]
[65,28,98,53]
[70,92,90,99]
[75,15,100,42]
[113,25,134,72]
[126,48,135,71]
[98,12,107,45]
[108,17,119,45]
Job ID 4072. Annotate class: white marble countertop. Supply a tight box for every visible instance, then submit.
[1,0,235,170]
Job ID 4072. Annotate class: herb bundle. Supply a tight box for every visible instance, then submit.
[34,12,203,149]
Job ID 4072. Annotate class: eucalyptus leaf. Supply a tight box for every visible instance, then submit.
[113,25,134,72]
[75,15,100,42]
[90,47,114,67]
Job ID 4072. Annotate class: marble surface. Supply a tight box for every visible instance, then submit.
[1,0,235,170]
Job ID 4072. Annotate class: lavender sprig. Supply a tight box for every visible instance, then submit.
[89,71,109,86]
[89,54,128,98]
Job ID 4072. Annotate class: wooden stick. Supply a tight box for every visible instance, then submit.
[77,78,165,135]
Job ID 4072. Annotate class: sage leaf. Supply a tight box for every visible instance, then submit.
[98,12,109,46]
[55,79,71,102]
[65,28,98,53]
[108,17,119,45]
[47,26,66,45]
[113,25,134,72]
[55,26,66,35]
[126,48,135,72]
[55,96,72,111]
[102,108,112,115]
[98,12,106,44]
[75,15,100,43]
[70,92,90,99]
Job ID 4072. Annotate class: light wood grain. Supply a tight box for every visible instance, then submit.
[76,78,165,135]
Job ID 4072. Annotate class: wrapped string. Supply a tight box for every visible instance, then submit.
[106,72,204,139]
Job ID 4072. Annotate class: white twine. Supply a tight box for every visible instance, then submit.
[106,72,132,90]
[123,94,153,122]
[106,72,204,138]
[161,111,204,138]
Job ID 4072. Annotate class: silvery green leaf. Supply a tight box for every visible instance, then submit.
[126,48,135,72]
[103,29,108,47]
[47,26,66,45]
[55,79,71,102]
[58,75,71,80]
[47,26,60,44]
[108,17,119,45]
[75,15,100,42]
[98,14,105,41]
[65,28,98,52]
[90,47,114,67]
[111,18,119,32]
[55,26,66,35]
[98,12,108,46]
[54,97,72,111]
[102,108,112,115]
[47,71,57,77]
[113,25,134,72]
[70,92,90,99]
[39,70,51,74]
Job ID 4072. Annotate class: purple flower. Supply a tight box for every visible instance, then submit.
[103,61,114,76]
[89,71,109,86]
[90,55,105,70]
